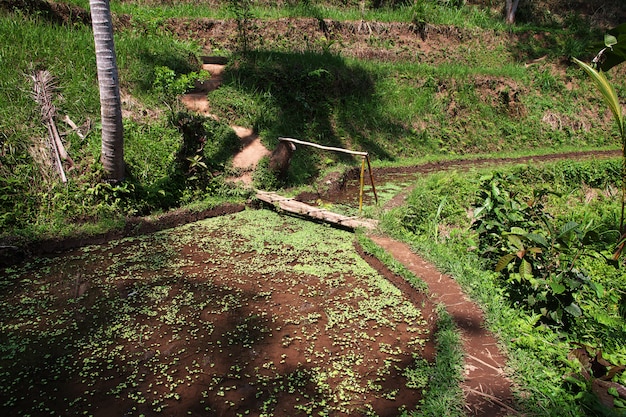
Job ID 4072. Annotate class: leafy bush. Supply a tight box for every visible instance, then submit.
[152,66,209,114]
[472,172,613,327]
[253,156,280,190]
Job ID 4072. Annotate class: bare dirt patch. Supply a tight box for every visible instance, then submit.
[369,236,514,417]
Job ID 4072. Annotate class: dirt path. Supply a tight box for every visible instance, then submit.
[369,236,516,417]
[181,59,270,186]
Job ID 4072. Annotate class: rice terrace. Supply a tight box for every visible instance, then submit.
[2,0,626,416]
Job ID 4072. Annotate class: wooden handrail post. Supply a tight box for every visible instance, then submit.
[359,156,366,214]
[278,136,378,211]
[366,154,378,205]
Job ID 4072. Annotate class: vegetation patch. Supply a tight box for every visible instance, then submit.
[389,159,626,416]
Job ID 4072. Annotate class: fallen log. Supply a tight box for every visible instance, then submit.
[256,190,378,230]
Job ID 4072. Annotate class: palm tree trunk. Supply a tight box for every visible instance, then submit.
[505,0,520,24]
[89,0,124,181]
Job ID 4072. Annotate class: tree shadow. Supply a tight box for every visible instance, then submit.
[219,50,403,185]
[507,1,626,64]
[0,217,434,416]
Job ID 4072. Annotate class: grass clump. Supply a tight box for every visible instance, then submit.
[0,6,246,239]
[357,232,464,415]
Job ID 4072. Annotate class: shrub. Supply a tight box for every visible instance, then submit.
[472,172,612,327]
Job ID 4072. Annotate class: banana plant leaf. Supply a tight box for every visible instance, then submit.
[595,23,626,72]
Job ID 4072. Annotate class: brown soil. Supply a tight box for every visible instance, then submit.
[0,210,437,417]
[3,3,625,415]
[369,236,515,417]
[3,149,621,416]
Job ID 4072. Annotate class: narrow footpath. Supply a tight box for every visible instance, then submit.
[369,236,517,417]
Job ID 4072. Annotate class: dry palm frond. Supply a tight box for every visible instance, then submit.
[30,69,57,122]
[27,135,54,183]
[30,69,74,183]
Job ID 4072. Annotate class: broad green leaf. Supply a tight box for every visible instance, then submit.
[597,24,626,71]
[572,57,624,139]
[605,34,618,48]
[495,253,516,272]
[549,280,566,294]
[509,226,527,235]
[565,303,582,317]
[507,234,524,251]
[557,221,580,240]
[589,281,605,298]
[526,233,549,248]
[491,182,500,198]
[519,259,532,278]
[550,309,563,323]
[582,229,600,245]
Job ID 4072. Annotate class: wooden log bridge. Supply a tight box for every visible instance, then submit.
[256,191,379,231]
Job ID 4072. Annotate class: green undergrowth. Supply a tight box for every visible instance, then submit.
[357,232,428,293]
[97,0,610,34]
[1,0,623,238]
[382,158,626,416]
[0,8,253,240]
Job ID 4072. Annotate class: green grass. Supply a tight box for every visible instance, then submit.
[100,0,505,29]
[0,1,622,237]
[357,232,464,416]
[0,8,245,237]
[408,306,464,417]
[382,159,626,416]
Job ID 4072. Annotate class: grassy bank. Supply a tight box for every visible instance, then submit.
[382,158,626,416]
[1,0,623,238]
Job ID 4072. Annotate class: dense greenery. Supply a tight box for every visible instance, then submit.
[388,159,626,416]
[1,0,624,239]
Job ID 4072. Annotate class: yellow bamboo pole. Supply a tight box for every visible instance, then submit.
[279,136,377,211]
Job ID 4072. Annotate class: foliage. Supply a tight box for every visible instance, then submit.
[400,172,474,239]
[152,66,209,114]
[574,25,626,251]
[389,162,626,415]
[402,306,464,417]
[227,0,254,54]
[472,172,611,327]
[566,344,626,414]
[593,23,626,72]
[252,156,280,190]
